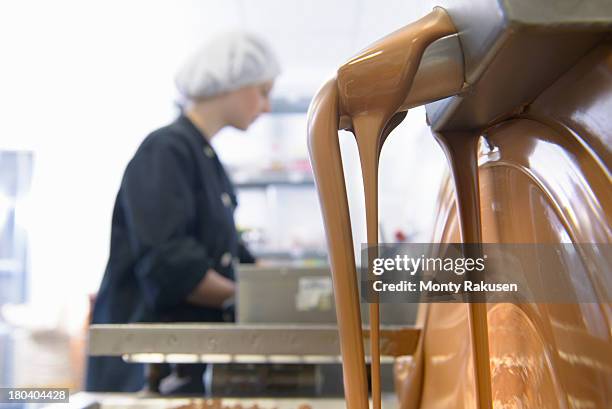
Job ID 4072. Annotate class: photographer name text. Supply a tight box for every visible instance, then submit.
[372,280,518,293]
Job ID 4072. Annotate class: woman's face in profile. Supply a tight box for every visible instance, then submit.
[224,81,274,131]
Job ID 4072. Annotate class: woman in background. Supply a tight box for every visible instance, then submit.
[86,31,280,393]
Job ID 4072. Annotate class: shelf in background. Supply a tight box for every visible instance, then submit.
[232,170,315,188]
[234,179,315,189]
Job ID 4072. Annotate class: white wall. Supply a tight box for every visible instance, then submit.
[1,1,199,318]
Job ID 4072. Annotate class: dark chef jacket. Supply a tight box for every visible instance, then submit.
[85,115,254,392]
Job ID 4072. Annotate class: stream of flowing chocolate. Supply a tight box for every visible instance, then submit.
[307,8,483,409]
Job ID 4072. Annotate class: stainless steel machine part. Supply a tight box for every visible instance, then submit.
[402,33,464,110]
[424,0,612,131]
[236,266,417,325]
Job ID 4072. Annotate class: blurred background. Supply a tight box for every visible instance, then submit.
[0,0,447,392]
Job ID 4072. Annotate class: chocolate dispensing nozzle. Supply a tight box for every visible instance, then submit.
[337,7,464,130]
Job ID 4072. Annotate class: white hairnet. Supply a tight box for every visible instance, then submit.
[175,31,281,99]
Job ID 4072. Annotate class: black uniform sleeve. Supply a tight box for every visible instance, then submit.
[121,137,212,311]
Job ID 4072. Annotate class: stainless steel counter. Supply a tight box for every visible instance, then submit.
[88,323,419,364]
